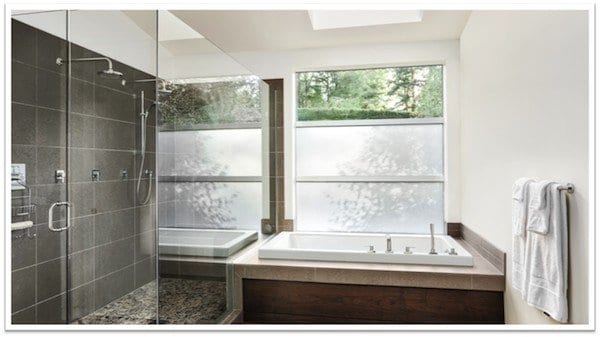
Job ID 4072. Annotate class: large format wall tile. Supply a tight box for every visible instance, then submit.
[11,103,36,145]
[37,69,66,111]
[37,29,66,74]
[11,20,36,65]
[11,19,157,322]
[94,118,135,150]
[94,265,135,309]
[37,108,66,146]
[94,237,134,277]
[70,79,94,115]
[69,249,94,288]
[11,266,36,312]
[11,61,36,105]
[36,257,67,302]
[94,209,134,246]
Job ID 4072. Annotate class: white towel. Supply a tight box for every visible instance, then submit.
[512,178,534,236]
[525,183,568,322]
[527,180,552,234]
[511,178,534,297]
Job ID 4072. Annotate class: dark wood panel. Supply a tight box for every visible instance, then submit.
[243,279,504,324]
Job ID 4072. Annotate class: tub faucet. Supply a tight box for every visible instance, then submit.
[429,223,437,255]
[385,234,393,253]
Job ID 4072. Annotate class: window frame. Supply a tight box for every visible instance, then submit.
[293,64,446,233]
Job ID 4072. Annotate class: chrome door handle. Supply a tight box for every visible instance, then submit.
[48,201,72,232]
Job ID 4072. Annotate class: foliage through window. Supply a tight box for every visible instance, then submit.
[296,65,442,121]
[295,65,445,234]
[159,76,262,127]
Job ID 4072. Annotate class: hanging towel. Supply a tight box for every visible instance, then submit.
[525,183,568,322]
[511,178,534,298]
[513,178,534,236]
[527,180,552,234]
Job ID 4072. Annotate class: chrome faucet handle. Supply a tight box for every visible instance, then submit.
[404,246,415,254]
[429,223,438,255]
[385,234,393,253]
[365,245,376,253]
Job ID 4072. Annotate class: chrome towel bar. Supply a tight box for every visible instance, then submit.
[557,183,575,194]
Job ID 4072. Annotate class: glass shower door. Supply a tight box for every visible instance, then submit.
[10,10,70,324]
[66,10,159,324]
[10,9,159,325]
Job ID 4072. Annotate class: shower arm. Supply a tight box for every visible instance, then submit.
[56,57,114,70]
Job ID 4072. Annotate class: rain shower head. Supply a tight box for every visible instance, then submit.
[97,68,124,80]
[158,87,173,95]
[128,78,173,95]
[56,57,125,85]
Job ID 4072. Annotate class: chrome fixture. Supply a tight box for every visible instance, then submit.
[367,245,376,253]
[120,169,129,180]
[448,247,458,255]
[11,163,26,190]
[136,90,157,205]
[56,57,125,84]
[11,173,36,239]
[48,201,71,232]
[403,246,414,254]
[557,183,575,194]
[262,223,273,233]
[127,78,173,94]
[55,170,65,184]
[91,169,100,182]
[385,234,393,254]
[429,223,437,255]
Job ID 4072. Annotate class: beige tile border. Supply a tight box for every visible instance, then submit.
[235,264,503,292]
[456,223,506,273]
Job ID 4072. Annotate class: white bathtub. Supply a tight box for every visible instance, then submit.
[159,228,258,258]
[259,231,474,267]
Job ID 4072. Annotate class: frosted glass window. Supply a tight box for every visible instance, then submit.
[158,129,261,176]
[296,183,443,233]
[296,124,443,176]
[161,182,261,230]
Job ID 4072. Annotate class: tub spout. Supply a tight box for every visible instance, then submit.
[429,223,437,255]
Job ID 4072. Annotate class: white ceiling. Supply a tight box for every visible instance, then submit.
[170,10,471,53]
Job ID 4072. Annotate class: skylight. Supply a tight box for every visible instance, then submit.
[307,10,423,30]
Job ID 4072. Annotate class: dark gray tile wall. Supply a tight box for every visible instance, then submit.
[11,19,157,324]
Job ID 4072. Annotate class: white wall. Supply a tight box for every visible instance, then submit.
[229,40,461,225]
[460,11,589,324]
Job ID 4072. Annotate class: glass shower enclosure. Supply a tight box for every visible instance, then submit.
[10,9,271,324]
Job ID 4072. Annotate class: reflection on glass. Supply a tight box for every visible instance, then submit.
[296,182,443,233]
[297,124,443,176]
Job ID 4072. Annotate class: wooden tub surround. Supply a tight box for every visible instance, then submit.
[232,224,506,324]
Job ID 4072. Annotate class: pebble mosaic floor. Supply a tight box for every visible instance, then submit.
[76,278,227,324]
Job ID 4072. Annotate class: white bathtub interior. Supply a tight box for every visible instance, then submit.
[159,228,259,258]
[259,231,474,266]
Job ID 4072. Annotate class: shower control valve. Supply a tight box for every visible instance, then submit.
[91,169,100,182]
